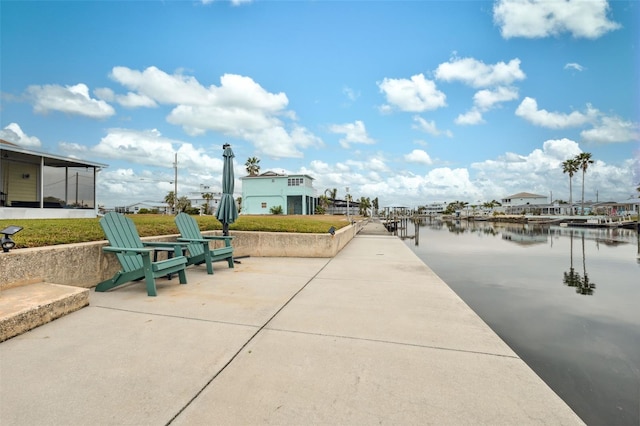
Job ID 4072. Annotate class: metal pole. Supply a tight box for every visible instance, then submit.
[346,186,350,222]
[174,153,178,214]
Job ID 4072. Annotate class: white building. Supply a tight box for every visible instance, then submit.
[501,192,548,207]
[422,202,447,215]
[116,201,171,214]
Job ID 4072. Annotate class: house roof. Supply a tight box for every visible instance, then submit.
[241,170,314,180]
[504,192,547,199]
[128,201,169,208]
[1,139,108,169]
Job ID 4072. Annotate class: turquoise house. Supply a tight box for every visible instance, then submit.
[241,171,318,215]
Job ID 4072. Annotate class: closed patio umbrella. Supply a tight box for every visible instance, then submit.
[216,144,238,236]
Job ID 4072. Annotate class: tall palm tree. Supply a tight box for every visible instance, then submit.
[576,152,593,215]
[359,196,371,216]
[562,158,579,216]
[245,157,260,176]
[164,191,176,214]
[201,192,213,214]
[324,188,337,213]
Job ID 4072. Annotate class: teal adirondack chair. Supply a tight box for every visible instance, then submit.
[97,212,188,296]
[175,212,234,274]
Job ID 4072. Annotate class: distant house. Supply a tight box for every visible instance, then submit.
[328,198,360,217]
[501,192,548,207]
[422,202,447,215]
[1,139,107,219]
[116,201,171,214]
[185,185,223,215]
[501,192,578,215]
[241,171,318,215]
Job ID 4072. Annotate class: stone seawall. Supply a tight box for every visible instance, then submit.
[0,221,365,291]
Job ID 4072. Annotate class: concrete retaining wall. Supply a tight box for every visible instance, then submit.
[0,220,365,291]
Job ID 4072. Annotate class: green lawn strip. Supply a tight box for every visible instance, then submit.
[1,215,351,249]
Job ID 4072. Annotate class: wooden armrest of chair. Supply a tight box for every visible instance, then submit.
[103,246,153,255]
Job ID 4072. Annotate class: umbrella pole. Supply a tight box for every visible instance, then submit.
[223,223,229,236]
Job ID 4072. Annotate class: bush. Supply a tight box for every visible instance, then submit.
[270,205,283,215]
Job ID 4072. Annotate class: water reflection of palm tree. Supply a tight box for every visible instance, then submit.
[563,231,596,295]
[563,230,583,291]
[577,234,596,295]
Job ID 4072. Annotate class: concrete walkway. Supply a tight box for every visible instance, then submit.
[0,221,584,425]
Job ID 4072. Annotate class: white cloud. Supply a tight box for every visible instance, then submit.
[412,116,453,137]
[455,86,519,126]
[59,142,87,152]
[404,149,433,165]
[435,57,525,88]
[474,86,519,110]
[455,109,485,125]
[378,74,446,112]
[95,87,157,108]
[581,116,640,144]
[0,123,42,147]
[564,63,585,72]
[516,98,639,142]
[303,137,637,208]
[329,120,375,149]
[89,128,222,176]
[493,0,621,39]
[26,83,115,118]
[470,137,633,202]
[108,66,322,158]
[515,97,597,128]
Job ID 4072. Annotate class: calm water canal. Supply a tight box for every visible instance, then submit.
[403,219,639,426]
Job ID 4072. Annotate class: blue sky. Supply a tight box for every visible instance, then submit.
[1,0,639,208]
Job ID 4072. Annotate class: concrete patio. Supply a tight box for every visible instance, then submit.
[0,222,584,425]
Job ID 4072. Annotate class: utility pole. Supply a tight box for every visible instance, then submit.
[174,153,178,214]
[346,186,350,223]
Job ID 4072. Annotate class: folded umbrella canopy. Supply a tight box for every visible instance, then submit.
[216,144,238,236]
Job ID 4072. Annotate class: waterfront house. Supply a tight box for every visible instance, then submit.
[185,185,223,215]
[421,202,447,215]
[501,192,548,207]
[240,171,318,215]
[1,139,107,219]
[116,201,171,214]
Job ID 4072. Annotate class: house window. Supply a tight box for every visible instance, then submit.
[288,177,303,186]
[261,202,267,208]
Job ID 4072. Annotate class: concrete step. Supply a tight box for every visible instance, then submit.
[0,283,89,342]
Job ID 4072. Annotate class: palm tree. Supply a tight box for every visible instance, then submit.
[245,157,260,176]
[314,195,328,214]
[201,192,213,214]
[359,197,371,216]
[176,195,191,213]
[563,234,581,291]
[324,188,337,213]
[576,152,593,215]
[164,191,176,214]
[578,233,596,295]
[562,158,579,216]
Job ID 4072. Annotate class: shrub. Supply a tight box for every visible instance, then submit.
[270,205,283,215]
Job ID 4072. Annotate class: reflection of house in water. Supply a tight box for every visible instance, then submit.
[501,226,548,245]
[1,139,107,219]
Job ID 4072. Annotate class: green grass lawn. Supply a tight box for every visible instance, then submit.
[0,214,353,249]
